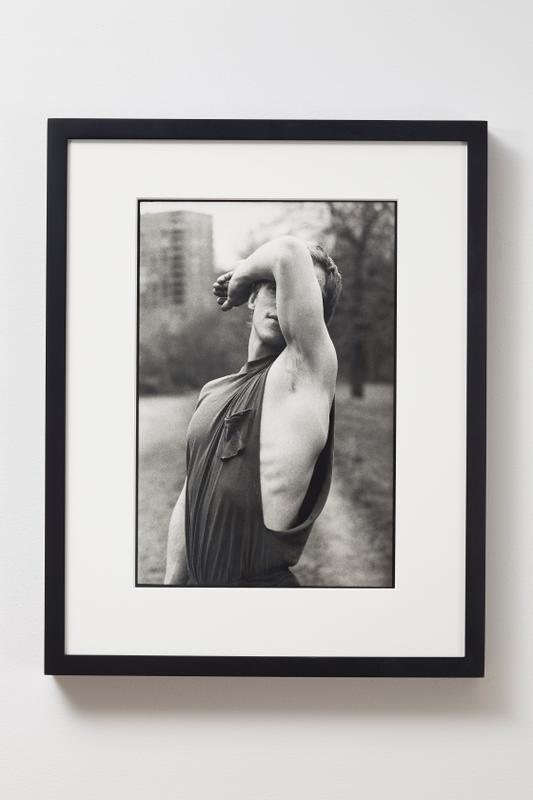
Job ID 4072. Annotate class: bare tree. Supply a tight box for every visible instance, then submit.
[326,202,395,397]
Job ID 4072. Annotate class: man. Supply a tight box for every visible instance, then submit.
[164,235,342,587]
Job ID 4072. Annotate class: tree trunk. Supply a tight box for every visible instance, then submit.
[350,339,366,398]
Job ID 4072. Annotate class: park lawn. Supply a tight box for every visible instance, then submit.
[332,383,395,583]
[137,393,196,584]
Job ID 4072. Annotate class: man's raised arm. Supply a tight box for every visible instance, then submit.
[213,236,336,374]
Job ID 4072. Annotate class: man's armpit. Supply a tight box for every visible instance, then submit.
[285,336,337,393]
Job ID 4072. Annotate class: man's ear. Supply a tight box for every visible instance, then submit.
[247,290,258,311]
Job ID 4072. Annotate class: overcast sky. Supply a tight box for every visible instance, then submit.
[140,201,291,270]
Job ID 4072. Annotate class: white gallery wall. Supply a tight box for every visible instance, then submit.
[0,1,531,798]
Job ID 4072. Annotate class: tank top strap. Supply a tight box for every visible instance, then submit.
[225,354,277,415]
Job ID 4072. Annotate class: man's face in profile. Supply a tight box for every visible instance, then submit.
[249,281,285,349]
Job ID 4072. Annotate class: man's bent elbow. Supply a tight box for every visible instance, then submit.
[277,235,310,266]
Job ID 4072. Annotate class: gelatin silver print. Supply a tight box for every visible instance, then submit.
[136,200,396,588]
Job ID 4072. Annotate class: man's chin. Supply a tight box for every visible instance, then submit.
[264,330,285,346]
[259,335,285,353]
[252,321,285,350]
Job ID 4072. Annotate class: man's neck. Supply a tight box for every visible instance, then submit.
[247,329,282,362]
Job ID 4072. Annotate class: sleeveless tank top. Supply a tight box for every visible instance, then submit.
[185,353,335,586]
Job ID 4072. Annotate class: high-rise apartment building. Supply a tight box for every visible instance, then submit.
[140,210,214,315]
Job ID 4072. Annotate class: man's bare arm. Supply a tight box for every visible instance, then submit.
[164,478,189,585]
[213,236,336,377]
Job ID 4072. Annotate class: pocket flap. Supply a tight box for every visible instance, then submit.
[217,408,253,461]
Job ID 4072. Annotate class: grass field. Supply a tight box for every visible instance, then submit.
[137,382,394,587]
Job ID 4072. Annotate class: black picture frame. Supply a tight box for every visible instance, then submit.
[45,119,487,677]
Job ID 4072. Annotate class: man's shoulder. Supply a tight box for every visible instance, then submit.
[264,354,334,453]
[200,374,228,393]
[197,371,239,405]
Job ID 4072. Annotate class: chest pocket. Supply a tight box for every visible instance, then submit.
[217,408,253,461]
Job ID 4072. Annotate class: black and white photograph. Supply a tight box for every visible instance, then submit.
[136,200,396,588]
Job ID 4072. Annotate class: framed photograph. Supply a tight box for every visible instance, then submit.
[45,119,486,676]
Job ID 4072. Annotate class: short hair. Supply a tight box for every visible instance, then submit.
[307,243,342,325]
